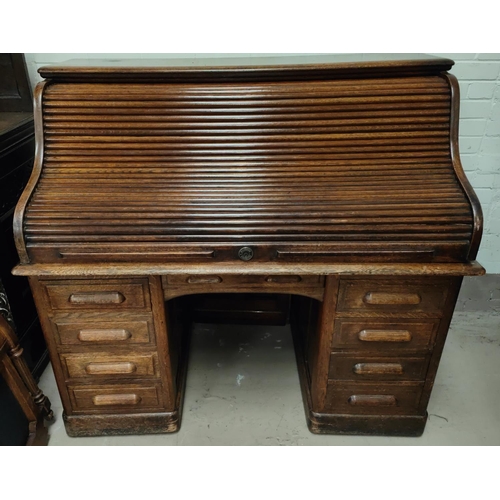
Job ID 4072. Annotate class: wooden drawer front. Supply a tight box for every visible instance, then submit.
[325,382,423,415]
[53,315,154,346]
[44,279,150,311]
[337,279,450,314]
[328,354,429,382]
[62,353,159,380]
[69,384,162,411]
[163,274,324,287]
[332,319,439,351]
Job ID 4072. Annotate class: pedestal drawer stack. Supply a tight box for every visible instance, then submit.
[29,276,179,435]
[321,276,461,432]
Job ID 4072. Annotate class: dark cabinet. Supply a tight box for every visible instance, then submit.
[0,54,49,445]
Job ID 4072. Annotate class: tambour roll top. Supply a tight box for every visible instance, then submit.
[14,55,482,265]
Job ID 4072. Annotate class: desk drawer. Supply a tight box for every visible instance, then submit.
[337,278,450,315]
[328,353,429,381]
[332,319,439,351]
[61,353,159,380]
[163,274,324,287]
[52,313,155,346]
[43,279,151,311]
[69,384,163,412]
[325,382,423,415]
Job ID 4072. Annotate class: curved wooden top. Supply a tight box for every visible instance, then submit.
[38,54,454,82]
[14,55,483,269]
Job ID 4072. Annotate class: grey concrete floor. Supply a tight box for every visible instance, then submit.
[39,308,500,446]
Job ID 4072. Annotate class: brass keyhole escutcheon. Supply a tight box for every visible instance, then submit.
[238,246,254,261]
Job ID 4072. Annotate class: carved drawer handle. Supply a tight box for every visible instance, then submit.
[348,395,397,406]
[265,275,302,283]
[85,362,137,375]
[186,276,222,284]
[358,329,412,343]
[92,393,141,406]
[363,292,421,305]
[353,363,404,375]
[69,292,125,305]
[77,329,132,342]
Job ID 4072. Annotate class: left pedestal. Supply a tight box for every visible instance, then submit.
[29,275,188,437]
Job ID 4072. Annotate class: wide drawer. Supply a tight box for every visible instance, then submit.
[51,313,155,346]
[61,352,159,380]
[324,382,424,415]
[332,319,439,351]
[337,278,450,315]
[43,279,151,311]
[68,384,163,412]
[328,353,429,381]
[163,274,324,287]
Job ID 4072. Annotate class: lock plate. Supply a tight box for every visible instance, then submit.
[238,246,254,261]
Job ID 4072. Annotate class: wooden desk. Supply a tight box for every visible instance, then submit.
[13,55,484,437]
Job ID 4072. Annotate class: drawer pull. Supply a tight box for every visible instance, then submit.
[353,363,404,375]
[348,394,397,406]
[358,329,412,343]
[92,393,141,406]
[77,329,132,342]
[69,291,125,305]
[265,275,302,283]
[186,275,222,284]
[363,292,421,305]
[85,362,137,375]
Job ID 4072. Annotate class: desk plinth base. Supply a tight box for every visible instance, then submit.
[63,410,180,437]
[304,409,427,437]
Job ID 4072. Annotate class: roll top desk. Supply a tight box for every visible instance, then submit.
[13,55,484,437]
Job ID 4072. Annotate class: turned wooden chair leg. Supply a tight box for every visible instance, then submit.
[0,315,54,421]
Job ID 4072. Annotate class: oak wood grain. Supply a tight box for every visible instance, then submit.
[12,261,485,277]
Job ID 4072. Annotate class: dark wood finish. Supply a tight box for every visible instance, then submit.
[337,278,451,314]
[13,261,485,277]
[0,315,53,445]
[325,381,424,414]
[12,56,484,437]
[61,352,159,379]
[328,353,429,381]
[188,293,290,325]
[69,384,163,411]
[42,279,150,311]
[332,319,440,350]
[0,54,32,113]
[37,55,455,83]
[52,314,155,345]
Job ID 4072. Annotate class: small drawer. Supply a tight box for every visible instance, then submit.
[43,279,151,311]
[52,313,155,346]
[337,278,450,315]
[324,382,423,415]
[163,274,324,287]
[61,352,159,379]
[328,353,429,381]
[68,384,163,411]
[332,319,439,351]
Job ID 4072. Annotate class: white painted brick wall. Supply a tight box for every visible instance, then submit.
[439,53,500,274]
[23,53,500,273]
